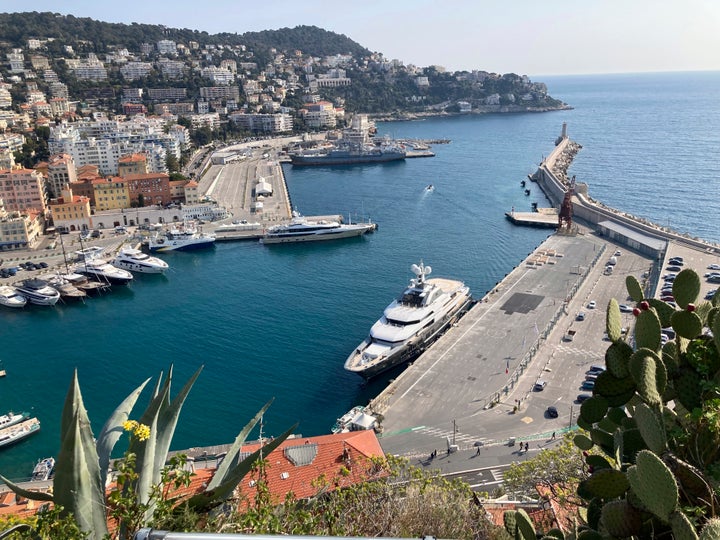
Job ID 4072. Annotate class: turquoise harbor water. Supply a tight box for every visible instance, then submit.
[1,71,720,480]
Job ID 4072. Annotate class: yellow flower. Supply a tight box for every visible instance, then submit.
[123,420,138,432]
[134,424,151,441]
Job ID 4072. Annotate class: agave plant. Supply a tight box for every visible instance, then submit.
[0,365,295,538]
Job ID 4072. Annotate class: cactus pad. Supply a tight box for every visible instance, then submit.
[634,402,666,453]
[590,427,614,455]
[503,509,517,536]
[626,275,644,303]
[514,508,536,540]
[670,509,699,540]
[593,370,637,407]
[672,269,701,309]
[580,396,609,424]
[605,340,633,378]
[628,349,664,405]
[585,469,629,499]
[574,433,594,451]
[700,518,720,540]
[627,449,679,522]
[635,308,662,351]
[606,298,622,342]
[577,530,603,540]
[671,310,703,339]
[585,454,613,471]
[600,499,643,538]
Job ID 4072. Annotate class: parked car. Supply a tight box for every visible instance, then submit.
[588,365,605,374]
[587,300,596,309]
[546,406,559,418]
[581,380,596,390]
[708,264,720,271]
[667,265,682,272]
[577,393,592,403]
[91,230,101,238]
[585,374,598,382]
[619,304,633,313]
[533,379,547,391]
[614,250,622,256]
[706,290,717,301]
[576,312,586,321]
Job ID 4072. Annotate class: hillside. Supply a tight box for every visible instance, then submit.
[0,13,368,58]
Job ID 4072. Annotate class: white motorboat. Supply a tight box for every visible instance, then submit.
[112,247,169,274]
[31,457,55,482]
[0,285,27,308]
[261,215,377,244]
[344,262,473,379]
[0,411,30,430]
[74,259,134,285]
[148,225,216,252]
[13,279,61,306]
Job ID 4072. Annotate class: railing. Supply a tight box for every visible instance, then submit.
[134,531,439,540]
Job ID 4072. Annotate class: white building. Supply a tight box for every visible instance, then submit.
[200,66,234,85]
[157,40,177,55]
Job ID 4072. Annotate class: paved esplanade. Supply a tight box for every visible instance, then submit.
[373,232,617,467]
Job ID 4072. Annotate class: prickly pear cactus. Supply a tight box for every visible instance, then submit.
[574,267,720,538]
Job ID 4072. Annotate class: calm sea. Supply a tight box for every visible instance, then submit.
[1,71,719,480]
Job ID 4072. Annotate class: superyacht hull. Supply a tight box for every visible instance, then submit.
[345,285,473,379]
[261,223,376,244]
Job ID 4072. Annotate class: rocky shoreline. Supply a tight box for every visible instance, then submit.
[373,103,573,122]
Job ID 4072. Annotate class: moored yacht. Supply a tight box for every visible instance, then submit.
[45,274,87,300]
[0,411,30,430]
[112,247,169,274]
[0,417,40,448]
[148,225,216,252]
[74,259,133,285]
[55,271,109,295]
[261,215,377,244]
[0,285,27,308]
[344,262,473,379]
[13,279,61,306]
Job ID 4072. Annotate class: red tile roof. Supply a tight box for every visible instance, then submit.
[0,431,385,521]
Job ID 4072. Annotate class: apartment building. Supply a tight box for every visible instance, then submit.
[46,153,77,198]
[93,178,130,211]
[123,172,171,206]
[0,168,48,214]
[48,186,92,231]
[117,153,149,176]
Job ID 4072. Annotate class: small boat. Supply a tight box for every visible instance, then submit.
[425,184,434,192]
[345,262,473,379]
[112,247,169,274]
[31,457,55,481]
[74,259,134,285]
[55,271,109,295]
[46,274,87,301]
[0,285,27,308]
[13,279,61,306]
[331,406,378,434]
[261,214,377,244]
[0,411,30,430]
[0,417,40,448]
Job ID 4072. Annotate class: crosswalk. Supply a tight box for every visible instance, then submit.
[554,343,605,361]
[414,426,488,449]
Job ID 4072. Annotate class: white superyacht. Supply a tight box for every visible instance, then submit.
[344,262,472,379]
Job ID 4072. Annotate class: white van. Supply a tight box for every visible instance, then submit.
[604,265,614,275]
[608,256,618,266]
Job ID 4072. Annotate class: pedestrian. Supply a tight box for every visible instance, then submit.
[525,442,529,452]
[551,431,556,440]
[476,446,481,456]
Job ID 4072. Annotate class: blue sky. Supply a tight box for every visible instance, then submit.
[4,0,720,76]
